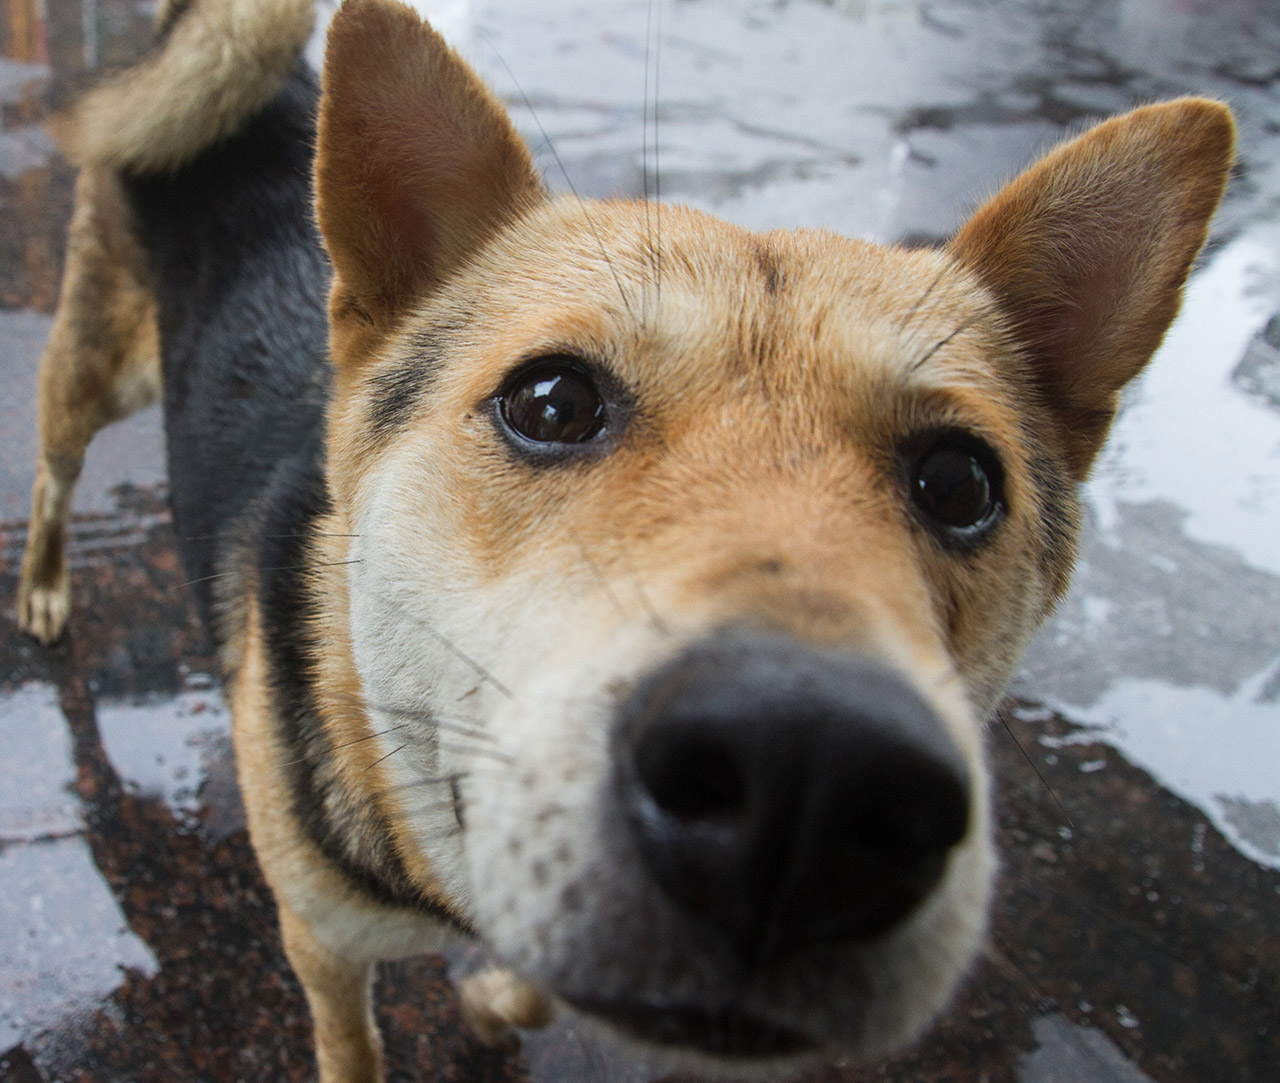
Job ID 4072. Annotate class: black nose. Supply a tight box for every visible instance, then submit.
[616,632,971,962]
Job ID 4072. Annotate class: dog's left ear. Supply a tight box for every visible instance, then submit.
[949,99,1234,479]
[316,0,544,364]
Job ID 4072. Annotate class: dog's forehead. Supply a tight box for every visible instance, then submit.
[417,197,1014,412]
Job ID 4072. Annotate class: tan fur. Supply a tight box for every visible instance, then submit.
[459,968,557,1045]
[17,169,160,644]
[949,98,1236,478]
[18,0,1234,1077]
[51,0,315,172]
[308,9,1233,1066]
[314,0,543,364]
[230,585,457,1074]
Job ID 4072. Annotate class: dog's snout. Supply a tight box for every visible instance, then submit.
[618,633,971,961]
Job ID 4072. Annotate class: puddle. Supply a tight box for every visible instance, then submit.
[1022,231,1280,869]
[0,682,157,1049]
[0,835,158,1050]
[1017,1013,1155,1083]
[1039,659,1280,868]
[0,682,79,843]
[1090,233,1280,578]
[96,682,231,822]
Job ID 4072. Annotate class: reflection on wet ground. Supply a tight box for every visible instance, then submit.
[1,0,1278,1080]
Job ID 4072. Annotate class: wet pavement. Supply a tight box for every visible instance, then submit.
[1,0,1278,1080]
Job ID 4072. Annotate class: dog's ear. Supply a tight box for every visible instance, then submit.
[949,99,1234,479]
[316,0,543,364]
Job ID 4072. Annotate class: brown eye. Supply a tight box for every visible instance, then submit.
[909,434,1003,537]
[501,364,606,445]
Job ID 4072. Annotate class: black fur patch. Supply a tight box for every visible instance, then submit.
[365,320,475,444]
[753,238,784,295]
[366,359,439,441]
[1025,439,1078,593]
[126,64,468,927]
[256,447,465,923]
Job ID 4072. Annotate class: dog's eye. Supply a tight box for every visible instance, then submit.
[501,364,606,445]
[907,434,1003,538]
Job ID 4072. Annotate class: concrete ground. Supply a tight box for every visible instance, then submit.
[1,0,1277,1079]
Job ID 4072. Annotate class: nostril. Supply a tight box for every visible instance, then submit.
[635,728,748,822]
[854,759,971,855]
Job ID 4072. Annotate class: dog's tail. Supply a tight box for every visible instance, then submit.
[50,0,315,173]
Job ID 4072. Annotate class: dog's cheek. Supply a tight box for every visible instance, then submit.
[339,452,523,897]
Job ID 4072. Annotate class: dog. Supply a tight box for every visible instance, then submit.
[15,0,1233,1078]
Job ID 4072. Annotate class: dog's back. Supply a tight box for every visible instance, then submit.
[53,0,325,624]
[132,66,329,620]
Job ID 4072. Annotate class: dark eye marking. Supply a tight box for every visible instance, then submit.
[368,361,437,440]
[496,358,613,454]
[902,431,1005,545]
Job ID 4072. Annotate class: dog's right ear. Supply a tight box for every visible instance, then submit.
[316,0,543,364]
[948,99,1233,480]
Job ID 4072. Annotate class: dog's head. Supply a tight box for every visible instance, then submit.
[313,0,1232,1070]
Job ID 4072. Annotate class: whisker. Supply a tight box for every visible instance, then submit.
[620,561,671,637]
[1008,876,1199,968]
[179,570,236,590]
[437,742,517,766]
[375,593,514,699]
[404,797,469,813]
[178,532,362,541]
[387,772,462,793]
[995,703,1076,832]
[477,29,639,325]
[278,724,410,767]
[180,559,363,591]
[571,534,630,620]
[909,318,975,374]
[406,824,463,843]
[642,0,653,244]
[331,694,497,744]
[364,742,408,773]
[425,630,513,699]
[897,261,951,335]
[651,0,664,316]
[642,0,666,322]
[984,935,1059,1014]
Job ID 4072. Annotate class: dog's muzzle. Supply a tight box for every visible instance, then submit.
[614,630,971,966]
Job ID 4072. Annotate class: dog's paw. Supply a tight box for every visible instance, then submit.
[17,574,70,645]
[459,968,555,1046]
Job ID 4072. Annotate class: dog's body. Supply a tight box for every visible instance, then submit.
[17,0,1233,1079]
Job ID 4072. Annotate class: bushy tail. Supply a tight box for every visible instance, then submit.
[51,0,315,172]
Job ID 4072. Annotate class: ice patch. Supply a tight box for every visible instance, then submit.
[1042,657,1280,868]
[96,687,231,821]
[1088,234,1280,578]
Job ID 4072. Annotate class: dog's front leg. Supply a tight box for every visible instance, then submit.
[279,902,382,1083]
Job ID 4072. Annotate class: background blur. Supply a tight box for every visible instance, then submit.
[1,0,1276,1079]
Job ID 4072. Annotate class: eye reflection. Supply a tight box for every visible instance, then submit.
[501,364,606,445]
